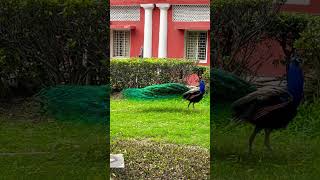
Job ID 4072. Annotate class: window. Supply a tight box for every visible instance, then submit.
[111,30,130,58]
[110,6,140,21]
[185,31,208,62]
[172,5,210,22]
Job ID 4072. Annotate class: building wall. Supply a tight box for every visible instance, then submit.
[251,0,320,77]
[110,0,210,66]
[110,0,209,6]
[282,0,320,14]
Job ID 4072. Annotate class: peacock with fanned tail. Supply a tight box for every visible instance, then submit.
[231,53,304,153]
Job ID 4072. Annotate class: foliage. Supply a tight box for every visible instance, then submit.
[295,16,320,100]
[192,65,210,89]
[202,67,210,89]
[211,0,285,77]
[110,58,195,91]
[268,12,310,69]
[0,0,109,98]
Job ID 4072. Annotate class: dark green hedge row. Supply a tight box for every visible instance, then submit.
[0,0,109,99]
[110,58,195,91]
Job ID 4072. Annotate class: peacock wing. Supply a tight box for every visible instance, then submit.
[231,86,292,121]
[252,91,293,121]
[183,88,200,100]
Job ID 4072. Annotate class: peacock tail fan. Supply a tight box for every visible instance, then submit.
[122,83,190,100]
[36,85,110,124]
[212,68,257,102]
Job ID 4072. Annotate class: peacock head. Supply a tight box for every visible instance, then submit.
[199,80,205,93]
[287,52,304,107]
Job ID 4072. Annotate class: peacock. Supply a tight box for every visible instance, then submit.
[231,54,304,153]
[183,78,206,108]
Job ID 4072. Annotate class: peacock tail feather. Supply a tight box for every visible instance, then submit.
[212,68,257,102]
[36,85,109,123]
[122,83,190,100]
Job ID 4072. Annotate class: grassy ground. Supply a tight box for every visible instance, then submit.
[0,99,108,179]
[211,101,320,180]
[110,95,210,179]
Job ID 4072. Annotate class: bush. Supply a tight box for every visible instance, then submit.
[210,1,313,77]
[210,0,285,76]
[268,12,310,67]
[110,58,195,91]
[0,0,109,99]
[294,16,320,100]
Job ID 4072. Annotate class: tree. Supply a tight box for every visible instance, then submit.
[211,0,286,77]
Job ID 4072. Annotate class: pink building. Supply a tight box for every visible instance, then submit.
[253,0,320,77]
[110,0,210,66]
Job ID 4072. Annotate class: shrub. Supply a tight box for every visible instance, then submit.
[268,12,310,68]
[110,58,195,91]
[195,66,210,90]
[294,16,320,100]
[210,0,313,77]
[0,0,109,98]
[210,0,285,77]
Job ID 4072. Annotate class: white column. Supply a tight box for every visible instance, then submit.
[141,4,154,58]
[156,4,170,58]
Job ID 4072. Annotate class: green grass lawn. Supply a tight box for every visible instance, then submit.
[0,100,108,179]
[211,101,320,180]
[110,95,210,179]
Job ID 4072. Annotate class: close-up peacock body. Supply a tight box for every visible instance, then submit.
[231,55,304,153]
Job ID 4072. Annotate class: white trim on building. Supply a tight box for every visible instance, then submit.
[141,4,154,58]
[110,6,141,21]
[156,3,171,58]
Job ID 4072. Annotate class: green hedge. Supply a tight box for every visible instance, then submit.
[268,12,310,66]
[0,0,109,98]
[110,58,195,91]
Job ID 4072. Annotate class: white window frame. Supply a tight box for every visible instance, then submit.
[184,30,208,64]
[110,6,141,21]
[110,30,131,59]
[172,4,210,22]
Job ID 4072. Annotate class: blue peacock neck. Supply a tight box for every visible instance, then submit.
[287,61,304,107]
[200,80,205,93]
